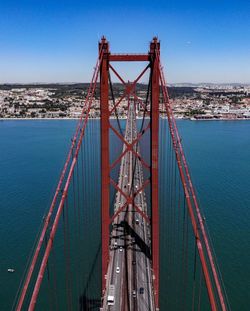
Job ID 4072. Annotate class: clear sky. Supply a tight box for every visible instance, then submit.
[0,0,249,84]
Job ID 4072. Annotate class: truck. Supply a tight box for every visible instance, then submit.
[107,284,115,306]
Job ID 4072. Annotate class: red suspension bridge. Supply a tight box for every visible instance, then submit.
[13,37,230,311]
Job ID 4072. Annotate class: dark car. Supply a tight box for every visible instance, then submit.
[139,287,144,294]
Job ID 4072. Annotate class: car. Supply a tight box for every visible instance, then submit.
[139,287,144,294]
[132,290,136,298]
[107,285,115,306]
[119,246,123,252]
[116,267,120,273]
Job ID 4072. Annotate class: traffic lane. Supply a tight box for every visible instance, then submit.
[137,243,153,309]
[132,111,155,310]
[110,149,127,310]
[114,155,130,309]
[133,205,154,310]
[111,215,127,310]
[110,214,120,310]
[137,227,152,310]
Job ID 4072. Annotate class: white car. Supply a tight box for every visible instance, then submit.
[119,246,123,252]
[116,267,120,273]
[132,290,136,298]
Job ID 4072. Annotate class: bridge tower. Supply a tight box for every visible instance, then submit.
[99,36,160,308]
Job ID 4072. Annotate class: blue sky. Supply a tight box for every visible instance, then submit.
[0,0,249,83]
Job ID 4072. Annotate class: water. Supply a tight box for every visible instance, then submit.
[0,120,78,310]
[177,120,250,310]
[0,119,249,310]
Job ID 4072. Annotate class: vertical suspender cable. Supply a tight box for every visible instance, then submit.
[192,239,198,311]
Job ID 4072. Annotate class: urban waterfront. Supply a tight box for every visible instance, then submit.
[0,120,249,310]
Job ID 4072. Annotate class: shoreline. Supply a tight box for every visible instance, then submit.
[0,117,250,121]
[188,117,250,121]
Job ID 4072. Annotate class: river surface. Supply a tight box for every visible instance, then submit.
[0,119,249,310]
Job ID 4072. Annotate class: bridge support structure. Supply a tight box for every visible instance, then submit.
[99,36,160,309]
[99,37,110,292]
[150,38,160,309]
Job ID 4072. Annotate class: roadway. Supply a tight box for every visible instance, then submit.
[102,103,155,311]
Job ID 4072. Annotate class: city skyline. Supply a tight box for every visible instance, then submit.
[0,0,249,84]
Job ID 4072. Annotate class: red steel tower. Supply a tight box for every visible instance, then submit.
[99,36,160,308]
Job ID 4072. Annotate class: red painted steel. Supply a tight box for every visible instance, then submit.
[99,37,111,292]
[109,122,150,170]
[109,125,151,171]
[110,93,127,114]
[109,120,151,171]
[110,178,130,202]
[109,63,126,84]
[109,54,149,62]
[110,200,151,225]
[109,122,130,147]
[150,37,160,309]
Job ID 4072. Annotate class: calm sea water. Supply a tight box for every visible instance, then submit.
[0,120,249,310]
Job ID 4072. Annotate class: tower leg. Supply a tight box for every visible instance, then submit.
[150,38,160,309]
[100,38,110,292]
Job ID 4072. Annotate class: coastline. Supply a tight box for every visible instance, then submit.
[188,117,250,121]
[0,117,82,120]
[0,117,250,121]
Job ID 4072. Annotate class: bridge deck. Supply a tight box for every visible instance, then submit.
[102,104,155,311]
